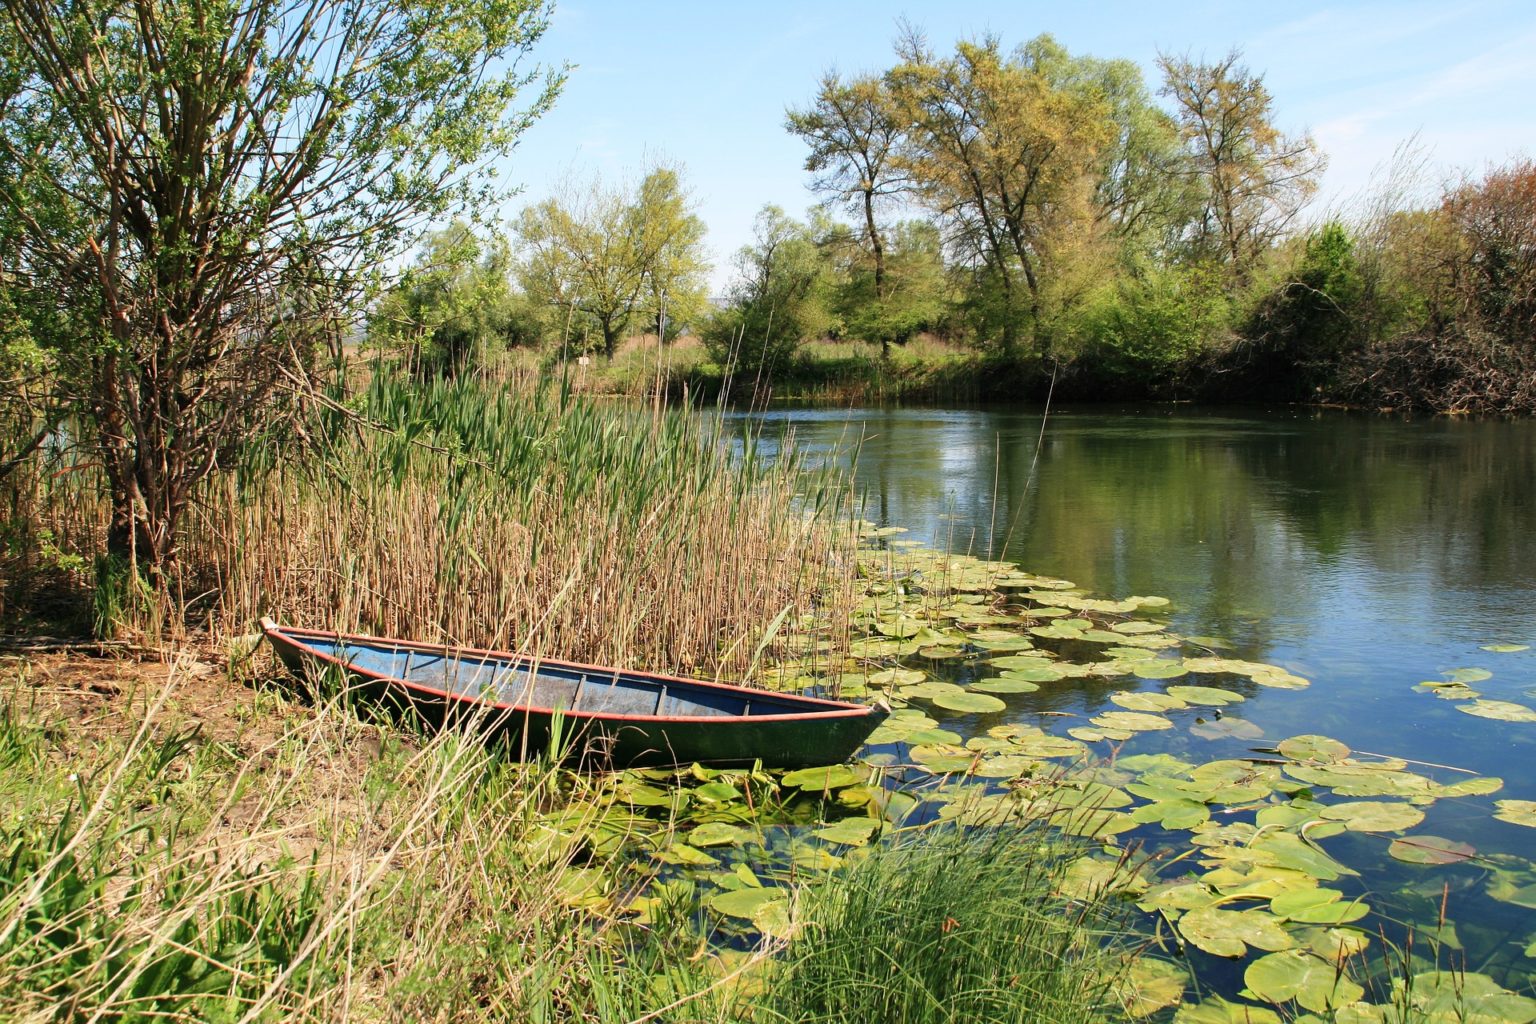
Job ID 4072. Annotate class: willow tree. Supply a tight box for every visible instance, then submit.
[1158,50,1324,283]
[786,72,910,316]
[515,166,708,359]
[0,0,562,581]
[888,32,1110,357]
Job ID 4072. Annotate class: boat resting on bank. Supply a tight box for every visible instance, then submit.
[259,619,888,769]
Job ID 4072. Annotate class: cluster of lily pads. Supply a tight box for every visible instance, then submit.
[536,530,1536,1022]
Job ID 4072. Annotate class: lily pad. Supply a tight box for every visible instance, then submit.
[1115,957,1187,1019]
[1387,835,1477,865]
[1133,660,1189,680]
[689,822,753,847]
[932,690,1007,713]
[780,764,865,790]
[1243,949,1365,1012]
[1180,905,1294,957]
[1167,684,1246,706]
[1460,699,1536,722]
[1482,643,1530,653]
[971,677,1040,694]
[1494,800,1536,827]
[1398,970,1536,1023]
[1269,887,1370,924]
[1090,710,1174,732]
[1173,997,1281,1024]
[1111,690,1188,712]
[1132,798,1212,830]
[1190,716,1265,740]
[707,886,785,920]
[1318,800,1425,833]
[812,818,880,846]
[1278,735,1350,762]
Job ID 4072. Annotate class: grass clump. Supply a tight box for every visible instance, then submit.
[757,825,1130,1024]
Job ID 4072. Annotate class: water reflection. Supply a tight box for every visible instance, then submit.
[732,404,1536,778]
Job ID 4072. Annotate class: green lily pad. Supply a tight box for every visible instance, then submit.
[689,822,753,847]
[1013,735,1087,758]
[1132,798,1212,830]
[1243,949,1365,1012]
[1447,667,1494,683]
[1387,835,1477,865]
[1167,684,1246,706]
[707,886,784,920]
[1399,970,1536,1023]
[1133,660,1189,680]
[693,780,742,802]
[1090,710,1174,732]
[1278,735,1351,762]
[971,677,1040,694]
[1318,800,1425,833]
[1115,957,1186,1019]
[1494,800,1536,827]
[868,668,927,687]
[1482,643,1530,653]
[931,690,1007,713]
[1190,716,1265,740]
[1460,699,1536,722]
[812,818,880,846]
[1179,905,1294,957]
[1270,887,1370,924]
[1110,690,1188,712]
[1112,620,1166,634]
[1430,776,1502,798]
[780,764,865,790]
[1173,997,1281,1024]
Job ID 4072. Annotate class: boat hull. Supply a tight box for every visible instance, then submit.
[261,621,886,770]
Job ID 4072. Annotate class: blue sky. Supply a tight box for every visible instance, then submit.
[499,1,1536,291]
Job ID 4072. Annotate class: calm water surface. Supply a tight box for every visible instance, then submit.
[734,404,1536,981]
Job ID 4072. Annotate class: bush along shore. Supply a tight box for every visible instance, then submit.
[5,383,1535,1021]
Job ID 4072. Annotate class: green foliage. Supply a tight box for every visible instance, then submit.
[1073,263,1231,386]
[704,206,836,389]
[515,165,709,359]
[761,826,1127,1024]
[370,220,520,377]
[830,220,954,349]
[1240,222,1365,397]
[0,0,562,574]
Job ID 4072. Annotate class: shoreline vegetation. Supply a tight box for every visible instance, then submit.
[1,2,1532,1020]
[5,377,1532,1021]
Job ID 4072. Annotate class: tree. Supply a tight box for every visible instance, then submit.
[888,31,1111,358]
[704,206,833,391]
[1443,158,1536,343]
[0,0,562,582]
[824,218,951,347]
[1158,50,1324,283]
[786,71,910,352]
[515,165,708,359]
[370,221,518,378]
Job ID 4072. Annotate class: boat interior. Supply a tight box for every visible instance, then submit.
[311,637,822,718]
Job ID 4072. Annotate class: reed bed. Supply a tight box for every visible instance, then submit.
[3,374,859,679]
[203,376,856,675]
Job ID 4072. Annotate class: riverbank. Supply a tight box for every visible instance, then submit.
[530,332,1536,416]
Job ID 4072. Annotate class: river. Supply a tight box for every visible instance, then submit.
[732,403,1536,991]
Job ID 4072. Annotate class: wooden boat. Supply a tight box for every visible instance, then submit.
[259,619,889,769]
